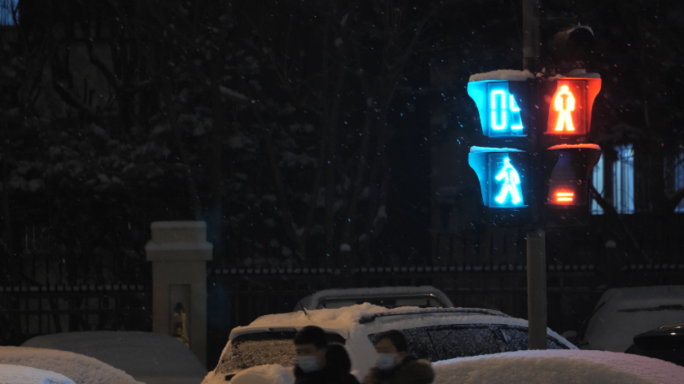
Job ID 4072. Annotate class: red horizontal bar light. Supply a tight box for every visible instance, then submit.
[554,191,574,204]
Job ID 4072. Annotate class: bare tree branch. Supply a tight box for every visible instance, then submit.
[588,184,647,261]
[666,186,684,211]
[53,81,96,116]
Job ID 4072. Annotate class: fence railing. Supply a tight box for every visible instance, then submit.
[0,249,150,287]
[0,284,151,345]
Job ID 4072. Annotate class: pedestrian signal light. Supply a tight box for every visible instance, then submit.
[467,81,526,137]
[468,147,528,208]
[546,78,601,136]
[554,85,576,132]
[544,144,601,206]
[494,157,523,206]
[554,191,575,204]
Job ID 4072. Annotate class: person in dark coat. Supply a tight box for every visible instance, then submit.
[363,330,434,384]
[293,325,360,384]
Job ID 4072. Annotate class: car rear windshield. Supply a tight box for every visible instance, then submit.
[216,330,345,375]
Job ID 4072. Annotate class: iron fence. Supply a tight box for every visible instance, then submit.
[0,284,151,346]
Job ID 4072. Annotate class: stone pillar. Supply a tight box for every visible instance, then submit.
[145,221,213,366]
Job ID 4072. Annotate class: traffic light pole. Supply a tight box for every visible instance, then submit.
[526,228,547,349]
[523,0,547,350]
[522,0,540,71]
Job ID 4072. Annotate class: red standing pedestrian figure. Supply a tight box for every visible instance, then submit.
[554,85,576,132]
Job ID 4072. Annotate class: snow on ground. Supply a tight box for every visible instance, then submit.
[469,69,534,82]
[582,286,684,352]
[0,346,139,384]
[433,350,683,384]
[0,364,76,384]
[22,331,207,384]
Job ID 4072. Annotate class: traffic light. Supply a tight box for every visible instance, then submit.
[540,77,602,225]
[543,144,601,206]
[542,77,601,145]
[468,147,529,208]
[465,72,602,226]
[467,80,529,138]
[467,77,533,216]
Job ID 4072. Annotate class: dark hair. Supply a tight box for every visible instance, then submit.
[375,330,408,353]
[326,343,352,372]
[294,326,327,348]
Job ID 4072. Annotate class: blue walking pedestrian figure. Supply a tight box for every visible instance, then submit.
[495,158,522,205]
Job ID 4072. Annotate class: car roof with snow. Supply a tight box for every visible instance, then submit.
[0,364,76,384]
[598,286,684,308]
[580,285,684,351]
[22,331,207,384]
[295,285,454,311]
[230,303,572,348]
[0,346,140,384]
[433,349,683,384]
[295,286,454,310]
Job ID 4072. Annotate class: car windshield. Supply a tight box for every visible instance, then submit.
[216,331,345,375]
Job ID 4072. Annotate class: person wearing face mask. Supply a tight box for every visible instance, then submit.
[293,326,360,384]
[363,330,434,384]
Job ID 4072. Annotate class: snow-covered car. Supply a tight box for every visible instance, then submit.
[293,286,454,311]
[577,285,684,351]
[432,349,683,384]
[203,303,575,384]
[626,321,684,367]
[22,331,207,384]
[0,364,76,384]
[0,346,140,384]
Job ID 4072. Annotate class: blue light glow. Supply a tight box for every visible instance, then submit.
[494,157,522,205]
[467,81,525,137]
[468,149,527,208]
[491,90,507,130]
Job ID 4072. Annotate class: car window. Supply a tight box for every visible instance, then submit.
[547,337,566,349]
[368,328,438,362]
[499,327,528,351]
[216,331,345,374]
[368,325,506,362]
[498,326,569,351]
[427,325,505,360]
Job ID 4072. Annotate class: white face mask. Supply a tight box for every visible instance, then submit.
[375,353,397,370]
[297,356,320,373]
